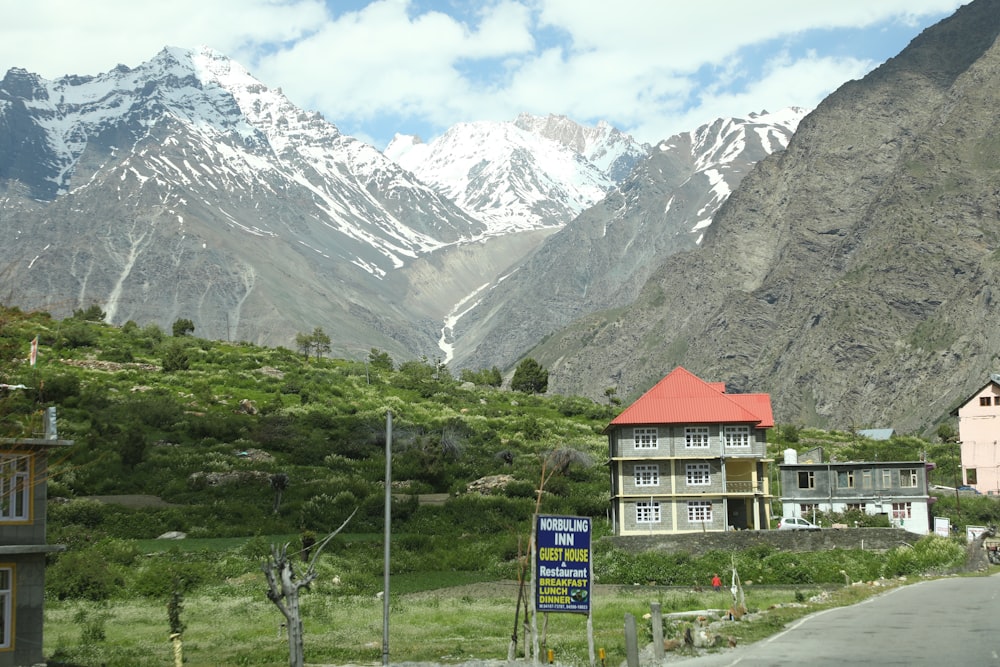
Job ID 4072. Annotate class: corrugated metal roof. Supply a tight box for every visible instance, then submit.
[609,366,773,428]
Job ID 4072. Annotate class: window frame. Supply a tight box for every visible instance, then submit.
[981,396,992,406]
[633,428,658,450]
[723,425,751,448]
[0,565,11,649]
[687,500,712,523]
[636,500,661,524]
[0,453,31,523]
[634,464,660,487]
[685,462,711,486]
[797,471,815,489]
[892,502,912,520]
[684,426,710,449]
[837,470,855,489]
[900,468,918,488]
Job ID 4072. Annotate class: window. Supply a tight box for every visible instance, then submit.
[686,463,711,486]
[634,464,659,487]
[0,454,30,521]
[634,428,658,449]
[685,427,709,448]
[0,566,10,649]
[900,468,918,488]
[981,396,992,406]
[846,503,865,512]
[861,469,873,489]
[800,503,818,514]
[892,503,912,520]
[724,425,750,448]
[797,471,815,489]
[687,501,712,523]
[636,501,661,523]
[967,469,978,484]
[881,470,893,488]
[837,470,855,489]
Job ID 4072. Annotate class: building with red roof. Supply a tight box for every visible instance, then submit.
[605,367,774,535]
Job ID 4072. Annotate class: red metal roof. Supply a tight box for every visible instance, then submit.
[608,366,774,428]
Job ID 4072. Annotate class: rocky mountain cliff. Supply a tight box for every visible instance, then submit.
[532,0,1000,435]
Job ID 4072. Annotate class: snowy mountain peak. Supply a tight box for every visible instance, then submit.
[385,115,648,233]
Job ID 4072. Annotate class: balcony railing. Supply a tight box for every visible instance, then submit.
[724,480,763,493]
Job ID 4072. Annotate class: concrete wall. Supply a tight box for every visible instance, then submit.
[1,555,45,667]
[605,527,914,556]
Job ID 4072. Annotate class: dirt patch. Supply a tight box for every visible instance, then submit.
[416,493,449,505]
[82,494,180,509]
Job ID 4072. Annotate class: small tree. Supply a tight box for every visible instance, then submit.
[604,387,621,406]
[161,341,190,372]
[263,509,357,667]
[294,328,332,360]
[167,578,186,667]
[294,332,313,359]
[310,327,331,360]
[72,304,106,321]
[511,358,548,394]
[172,318,195,337]
[270,473,289,514]
[368,348,394,373]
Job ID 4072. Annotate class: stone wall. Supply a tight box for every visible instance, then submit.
[605,528,914,555]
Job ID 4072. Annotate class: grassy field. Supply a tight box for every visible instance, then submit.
[44,577,903,667]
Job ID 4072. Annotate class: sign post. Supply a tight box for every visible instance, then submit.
[534,514,595,665]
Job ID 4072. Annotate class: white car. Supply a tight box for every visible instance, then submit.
[777,517,821,531]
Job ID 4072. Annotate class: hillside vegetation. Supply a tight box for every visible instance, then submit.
[0,305,994,664]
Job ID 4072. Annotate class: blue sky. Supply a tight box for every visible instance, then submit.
[0,0,969,149]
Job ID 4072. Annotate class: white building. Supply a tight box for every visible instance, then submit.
[778,449,931,535]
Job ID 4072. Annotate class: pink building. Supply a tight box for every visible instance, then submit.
[953,374,1000,495]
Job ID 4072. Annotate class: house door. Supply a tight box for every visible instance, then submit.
[727,500,748,530]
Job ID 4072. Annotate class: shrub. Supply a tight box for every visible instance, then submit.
[133,553,213,597]
[161,341,191,372]
[49,498,109,529]
[48,548,126,600]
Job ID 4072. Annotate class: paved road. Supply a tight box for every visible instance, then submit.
[677,574,1000,666]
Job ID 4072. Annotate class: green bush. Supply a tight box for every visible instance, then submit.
[49,498,109,529]
[47,548,126,600]
[132,553,213,597]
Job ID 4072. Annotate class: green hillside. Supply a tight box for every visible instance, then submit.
[0,305,989,664]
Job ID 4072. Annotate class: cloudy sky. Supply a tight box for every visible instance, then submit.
[0,0,969,149]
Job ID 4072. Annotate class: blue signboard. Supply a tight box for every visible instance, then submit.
[535,514,591,613]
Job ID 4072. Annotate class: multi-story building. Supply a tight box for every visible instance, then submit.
[605,367,774,535]
[0,407,72,667]
[778,449,931,535]
[953,373,1000,495]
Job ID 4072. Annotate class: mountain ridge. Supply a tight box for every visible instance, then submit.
[531,0,1000,434]
[0,44,801,370]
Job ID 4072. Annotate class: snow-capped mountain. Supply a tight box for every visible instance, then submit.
[448,108,809,371]
[511,113,647,181]
[0,46,499,355]
[384,114,648,233]
[0,44,806,367]
[1,47,485,271]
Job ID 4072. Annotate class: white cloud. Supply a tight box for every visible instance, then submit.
[0,0,969,147]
